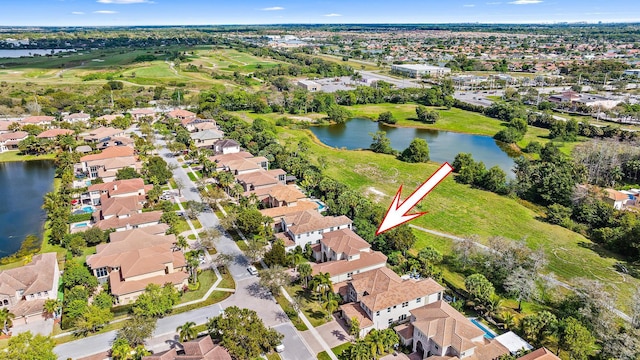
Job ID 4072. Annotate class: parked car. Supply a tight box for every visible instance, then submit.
[247,266,258,276]
[275,344,285,353]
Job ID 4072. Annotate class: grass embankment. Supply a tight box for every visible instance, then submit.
[236,115,638,312]
[0,152,56,163]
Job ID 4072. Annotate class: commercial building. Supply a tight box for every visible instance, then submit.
[297,79,323,92]
[391,64,451,78]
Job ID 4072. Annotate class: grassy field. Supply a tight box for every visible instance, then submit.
[314,53,381,71]
[179,269,217,303]
[234,115,639,312]
[317,342,352,360]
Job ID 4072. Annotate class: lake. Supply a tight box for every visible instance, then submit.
[0,161,55,258]
[309,118,518,175]
[0,49,72,58]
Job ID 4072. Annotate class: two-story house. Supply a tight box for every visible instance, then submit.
[0,253,60,326]
[63,112,91,123]
[235,169,286,192]
[190,129,224,149]
[80,127,126,143]
[129,108,156,122]
[79,178,151,206]
[311,228,387,283]
[36,128,75,140]
[280,209,352,250]
[337,266,444,337]
[86,229,188,304]
[21,115,54,127]
[92,195,162,232]
[142,336,231,360]
[396,300,511,360]
[77,146,141,182]
[169,109,197,123]
[0,131,28,152]
[210,151,268,175]
[214,139,241,154]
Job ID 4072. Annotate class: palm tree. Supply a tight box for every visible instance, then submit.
[380,328,399,353]
[310,272,332,302]
[44,299,62,319]
[175,236,189,251]
[366,329,385,358]
[0,308,15,335]
[501,312,515,330]
[486,295,504,319]
[187,256,200,284]
[323,298,339,321]
[177,321,198,342]
[344,339,372,360]
[297,263,312,288]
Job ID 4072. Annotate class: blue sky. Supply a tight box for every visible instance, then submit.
[1,0,639,26]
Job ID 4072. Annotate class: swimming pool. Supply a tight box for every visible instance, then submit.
[73,221,90,229]
[470,318,496,339]
[82,206,95,213]
[314,200,327,211]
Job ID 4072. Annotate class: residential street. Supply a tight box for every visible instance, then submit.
[54,136,317,360]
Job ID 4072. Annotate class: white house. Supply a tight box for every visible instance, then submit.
[280,209,352,249]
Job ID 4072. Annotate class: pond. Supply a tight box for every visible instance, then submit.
[0,161,55,258]
[309,118,518,175]
[0,49,73,58]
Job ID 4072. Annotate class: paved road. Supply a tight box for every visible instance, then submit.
[55,136,315,360]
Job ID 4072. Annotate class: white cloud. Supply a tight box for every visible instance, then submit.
[324,13,342,17]
[486,1,502,4]
[71,11,85,15]
[463,4,476,7]
[94,10,118,14]
[97,0,151,3]
[509,0,543,4]
[261,6,284,11]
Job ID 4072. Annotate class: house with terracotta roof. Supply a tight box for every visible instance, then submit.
[129,108,156,122]
[214,139,240,155]
[91,194,162,232]
[517,348,560,360]
[21,115,54,127]
[142,336,231,360]
[96,136,135,150]
[96,114,124,124]
[395,300,510,360]
[169,109,197,123]
[337,266,444,337]
[63,112,91,123]
[311,228,387,283]
[193,121,218,132]
[77,146,141,182]
[86,229,188,304]
[0,121,17,134]
[280,209,352,249]
[79,178,151,206]
[236,169,286,192]
[80,126,126,143]
[36,128,74,140]
[0,131,28,152]
[604,188,631,210]
[210,151,268,175]
[260,200,319,224]
[0,253,59,326]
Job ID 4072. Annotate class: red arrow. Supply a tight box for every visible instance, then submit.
[376,162,453,235]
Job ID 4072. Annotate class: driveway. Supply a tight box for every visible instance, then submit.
[301,315,350,354]
[11,316,54,336]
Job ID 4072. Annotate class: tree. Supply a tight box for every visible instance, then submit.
[504,267,537,311]
[377,111,396,124]
[0,331,56,360]
[160,211,180,231]
[297,262,312,288]
[264,239,287,267]
[213,253,234,273]
[258,265,291,296]
[111,337,132,360]
[83,226,108,246]
[184,200,204,220]
[323,297,339,320]
[465,274,495,305]
[0,308,15,335]
[399,138,429,163]
[199,228,220,250]
[326,104,352,124]
[245,238,267,263]
[349,317,361,339]
[116,168,141,180]
[174,178,185,197]
[75,305,114,334]
[132,283,179,318]
[93,291,113,309]
[558,317,596,360]
[177,321,198,342]
[521,311,557,346]
[206,306,283,359]
[416,105,438,123]
[369,131,395,155]
[143,156,172,185]
[479,166,507,194]
[43,299,62,319]
[117,315,157,346]
[310,272,333,302]
[62,261,98,292]
[175,235,189,251]
[236,208,267,238]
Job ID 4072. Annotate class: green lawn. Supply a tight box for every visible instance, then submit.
[285,284,331,328]
[274,292,308,331]
[245,120,639,312]
[172,291,232,315]
[174,218,203,234]
[0,151,56,163]
[179,269,217,303]
[217,268,236,289]
[317,342,352,360]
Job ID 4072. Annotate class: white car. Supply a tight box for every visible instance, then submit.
[247,266,258,276]
[275,344,285,353]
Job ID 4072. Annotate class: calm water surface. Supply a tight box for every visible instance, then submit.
[0,49,71,58]
[0,161,55,257]
[309,118,517,175]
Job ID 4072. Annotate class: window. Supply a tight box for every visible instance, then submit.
[387,307,391,313]
[416,297,422,303]
[347,272,353,278]
[44,291,48,296]
[330,227,334,231]
[2,299,8,306]
[388,318,393,325]
[306,233,309,237]
[376,311,380,316]
[37,292,41,297]
[393,305,397,309]
[402,302,408,308]
[399,314,407,321]
[96,267,108,278]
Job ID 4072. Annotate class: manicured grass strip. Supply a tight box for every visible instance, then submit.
[218,269,236,289]
[317,342,352,360]
[179,270,217,303]
[274,292,308,331]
